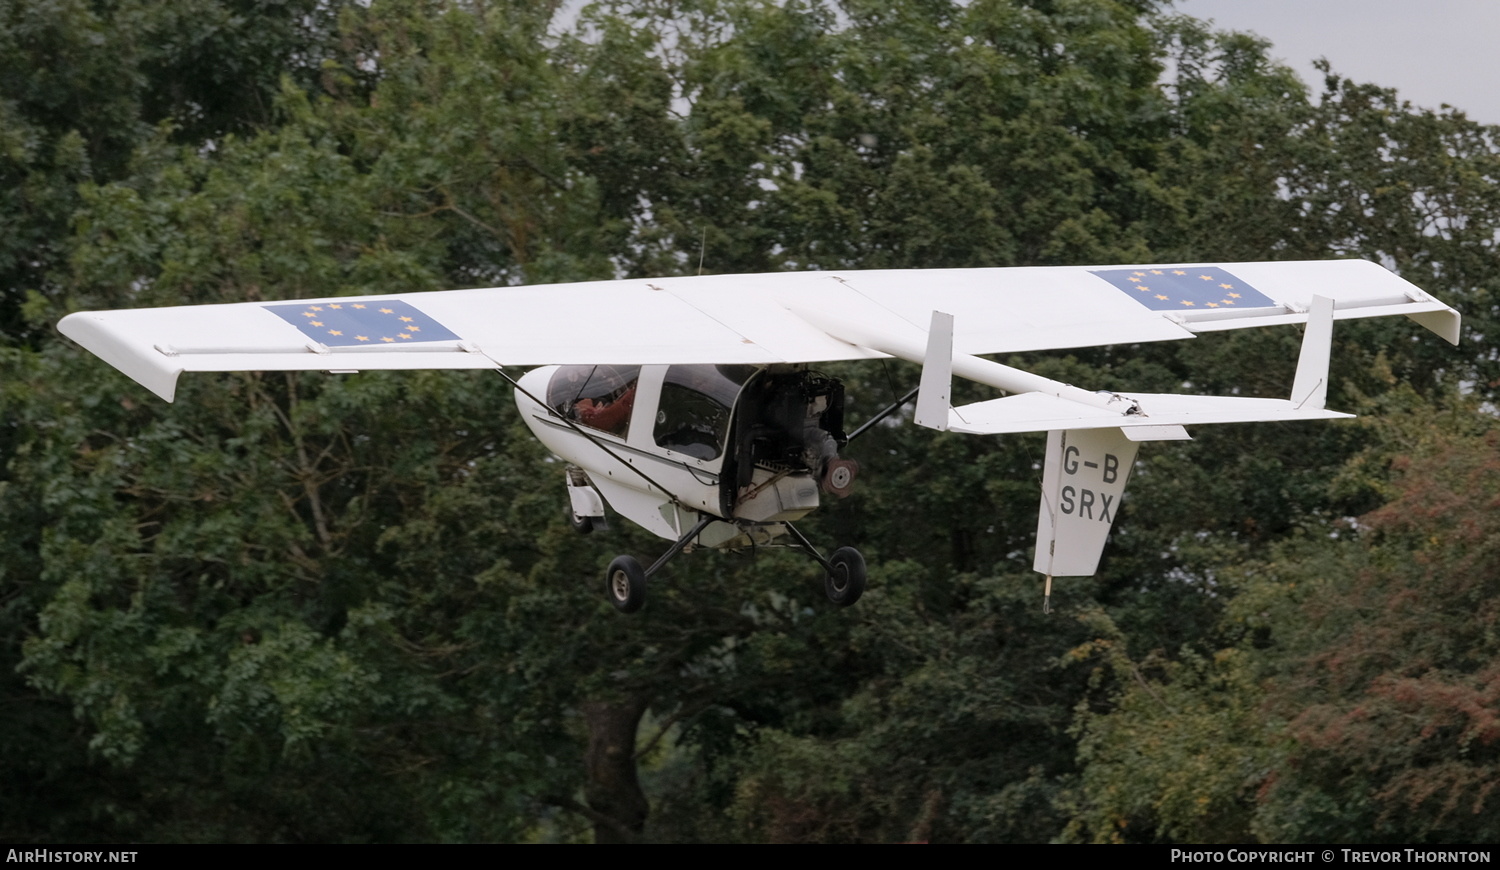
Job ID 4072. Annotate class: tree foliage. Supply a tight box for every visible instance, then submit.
[1067,401,1500,844]
[3,0,1498,843]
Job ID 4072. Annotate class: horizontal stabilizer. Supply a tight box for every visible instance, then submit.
[948,391,1350,436]
[1122,424,1191,442]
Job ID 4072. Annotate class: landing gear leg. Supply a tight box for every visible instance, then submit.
[603,514,715,615]
[784,523,867,607]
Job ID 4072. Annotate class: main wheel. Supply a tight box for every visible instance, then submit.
[606,555,647,613]
[568,508,594,535]
[824,547,867,607]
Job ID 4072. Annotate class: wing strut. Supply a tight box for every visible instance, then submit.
[846,385,920,442]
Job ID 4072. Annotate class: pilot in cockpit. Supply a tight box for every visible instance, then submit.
[574,379,636,436]
[546,364,641,438]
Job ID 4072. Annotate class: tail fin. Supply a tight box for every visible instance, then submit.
[1033,428,1140,580]
[914,310,953,431]
[1291,295,1334,409]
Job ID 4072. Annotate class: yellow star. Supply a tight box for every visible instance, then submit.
[329,304,342,309]
[352,304,366,309]
[311,306,323,311]
[1150,269,1164,275]
[1173,270,1187,275]
[1199,275,1213,281]
[1133,271,1147,276]
[1219,283,1234,290]
[407,325,421,332]
[1137,285,1151,292]
[1128,276,1142,282]
[355,335,369,341]
[380,336,395,342]
[310,320,323,327]
[379,307,394,314]
[1155,294,1169,300]
[1228,292,1241,298]
[328,329,343,336]
[1206,303,1219,308]
[399,315,414,322]
[397,333,411,339]
[1222,299,1235,305]
[1181,300,1195,306]
[302,311,316,318]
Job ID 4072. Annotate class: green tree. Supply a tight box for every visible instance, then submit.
[1064,396,1500,844]
[7,2,619,840]
[0,0,349,340]
[7,0,1499,844]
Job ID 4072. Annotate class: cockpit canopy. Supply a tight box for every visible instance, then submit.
[547,364,641,438]
[545,363,845,479]
[653,364,758,459]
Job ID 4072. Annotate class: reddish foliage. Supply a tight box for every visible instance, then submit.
[1262,430,1500,839]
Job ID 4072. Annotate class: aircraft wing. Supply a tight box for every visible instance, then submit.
[58,258,1458,402]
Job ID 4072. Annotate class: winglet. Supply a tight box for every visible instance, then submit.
[58,312,184,402]
[915,310,953,431]
[1291,295,1334,410]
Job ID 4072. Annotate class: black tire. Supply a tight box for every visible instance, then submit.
[606,555,647,614]
[824,547,866,607]
[569,508,594,535]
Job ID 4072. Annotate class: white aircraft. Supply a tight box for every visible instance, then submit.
[58,260,1460,612]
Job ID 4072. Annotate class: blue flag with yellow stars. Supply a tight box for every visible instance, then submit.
[263,299,461,347]
[1090,267,1276,311]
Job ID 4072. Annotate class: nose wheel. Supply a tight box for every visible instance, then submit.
[784,524,867,608]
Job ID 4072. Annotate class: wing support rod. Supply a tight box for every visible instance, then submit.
[645,514,717,579]
[846,385,920,442]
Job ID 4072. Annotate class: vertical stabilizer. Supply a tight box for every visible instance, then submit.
[1033,428,1140,579]
[914,310,954,431]
[1291,295,1335,410]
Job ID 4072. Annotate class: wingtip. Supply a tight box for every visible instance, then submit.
[58,311,182,403]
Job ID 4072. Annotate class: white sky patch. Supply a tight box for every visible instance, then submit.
[1178,0,1500,125]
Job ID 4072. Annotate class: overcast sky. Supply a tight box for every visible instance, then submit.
[1177,0,1500,124]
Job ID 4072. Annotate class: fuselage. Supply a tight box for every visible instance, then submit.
[515,364,842,546]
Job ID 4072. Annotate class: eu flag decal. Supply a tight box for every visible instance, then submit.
[263,299,461,347]
[1090,267,1277,311]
